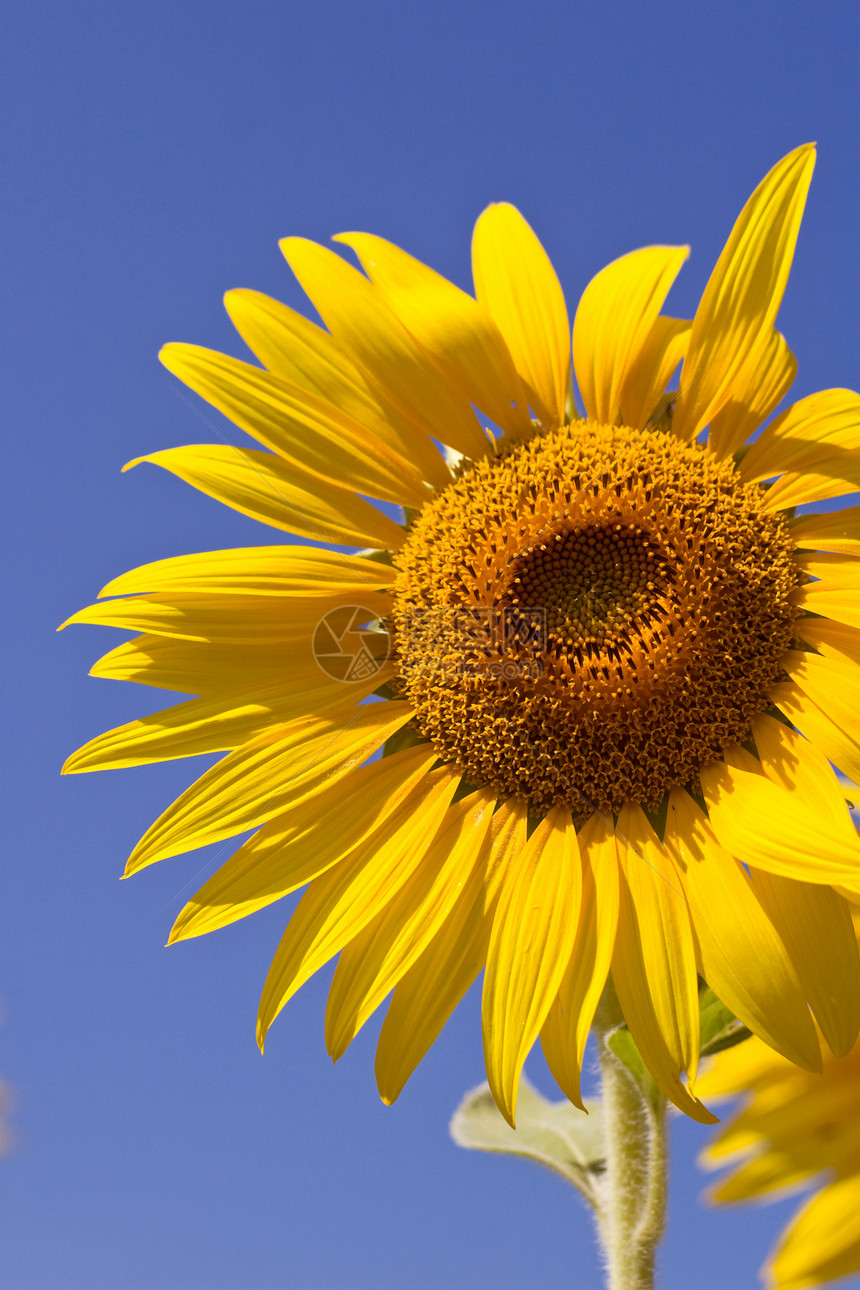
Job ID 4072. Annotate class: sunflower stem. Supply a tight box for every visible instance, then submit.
[593,987,668,1290]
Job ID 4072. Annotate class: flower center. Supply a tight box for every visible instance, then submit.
[390,421,800,817]
[507,522,675,653]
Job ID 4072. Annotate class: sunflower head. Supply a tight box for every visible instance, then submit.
[64,142,860,1128]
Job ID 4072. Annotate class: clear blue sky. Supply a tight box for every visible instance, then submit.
[3,2,858,1287]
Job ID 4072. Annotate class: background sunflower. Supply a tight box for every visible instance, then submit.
[699,983,860,1289]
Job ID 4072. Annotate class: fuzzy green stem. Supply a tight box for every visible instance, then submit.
[593,988,668,1290]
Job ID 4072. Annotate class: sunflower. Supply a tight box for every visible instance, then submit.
[64,143,860,1127]
[698,1014,860,1290]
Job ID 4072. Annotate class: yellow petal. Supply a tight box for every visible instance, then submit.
[772,684,860,823]
[672,145,816,441]
[89,635,306,695]
[482,807,582,1125]
[169,743,439,941]
[62,673,385,773]
[796,615,860,665]
[751,708,860,835]
[707,329,796,461]
[324,788,496,1060]
[374,797,527,1105]
[740,388,860,484]
[696,1034,797,1104]
[722,740,764,775]
[540,812,619,1108]
[256,766,461,1045]
[611,860,715,1121]
[700,757,860,886]
[126,445,407,550]
[572,245,689,425]
[98,546,397,599]
[665,788,820,1071]
[768,463,860,511]
[776,654,860,788]
[334,232,531,438]
[790,505,860,558]
[471,203,570,429]
[731,1072,860,1165]
[613,804,700,1081]
[770,1178,860,1290]
[62,591,393,656]
[619,316,690,430]
[224,285,358,386]
[88,636,392,704]
[794,551,860,586]
[280,238,490,460]
[160,342,432,506]
[747,869,860,1057]
[223,288,450,489]
[792,580,860,628]
[125,701,413,872]
[783,645,860,737]
[711,1152,820,1205]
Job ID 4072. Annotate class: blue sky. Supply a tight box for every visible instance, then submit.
[3,2,859,1287]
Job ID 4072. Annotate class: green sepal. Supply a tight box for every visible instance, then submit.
[355,546,396,565]
[380,724,426,758]
[451,777,483,804]
[450,1077,606,1209]
[606,1027,662,1111]
[645,390,677,434]
[768,703,796,729]
[564,387,584,423]
[642,794,669,842]
[698,985,752,1058]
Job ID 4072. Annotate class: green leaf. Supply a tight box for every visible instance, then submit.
[698,986,753,1059]
[449,1077,606,1208]
[606,1027,662,1111]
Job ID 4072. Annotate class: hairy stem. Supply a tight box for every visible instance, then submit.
[593,988,668,1290]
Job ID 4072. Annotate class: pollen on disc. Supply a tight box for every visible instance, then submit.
[389,421,800,817]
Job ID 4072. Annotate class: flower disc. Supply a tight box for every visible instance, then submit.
[391,421,799,815]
